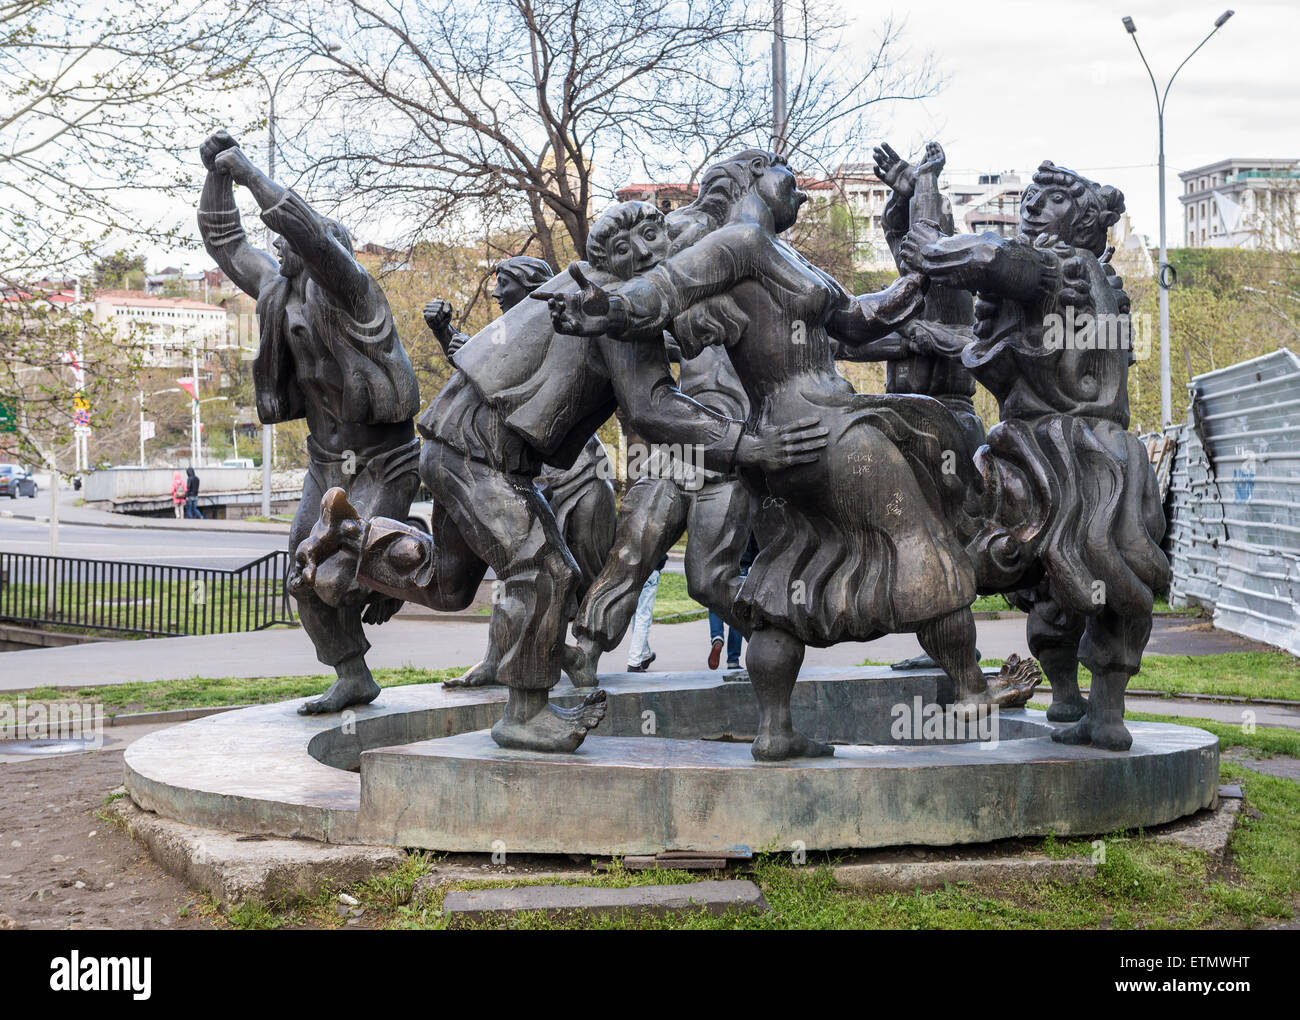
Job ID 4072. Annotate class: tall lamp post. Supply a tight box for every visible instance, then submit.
[1122,10,1234,428]
[248,45,340,517]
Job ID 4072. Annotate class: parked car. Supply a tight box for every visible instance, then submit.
[221,457,256,469]
[0,463,37,498]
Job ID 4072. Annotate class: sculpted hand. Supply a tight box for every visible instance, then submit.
[916,233,999,290]
[905,320,971,357]
[423,298,453,336]
[736,417,829,473]
[916,141,946,177]
[200,129,239,172]
[531,263,627,337]
[872,142,915,198]
[897,217,944,272]
[213,145,256,184]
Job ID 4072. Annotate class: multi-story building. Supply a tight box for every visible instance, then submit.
[613,182,700,213]
[616,165,1031,271]
[88,290,235,368]
[144,267,231,299]
[1178,158,1300,249]
[944,170,1025,238]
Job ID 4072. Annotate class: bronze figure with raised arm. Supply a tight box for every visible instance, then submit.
[900,160,1171,751]
[197,129,422,715]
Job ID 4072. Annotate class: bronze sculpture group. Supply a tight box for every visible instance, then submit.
[201,128,1168,761]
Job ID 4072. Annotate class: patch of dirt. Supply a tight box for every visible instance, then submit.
[1222,750,1300,782]
[0,748,215,930]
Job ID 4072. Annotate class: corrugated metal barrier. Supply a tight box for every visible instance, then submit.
[1163,347,1300,654]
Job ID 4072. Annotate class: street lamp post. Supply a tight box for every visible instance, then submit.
[1123,10,1234,428]
[248,44,340,517]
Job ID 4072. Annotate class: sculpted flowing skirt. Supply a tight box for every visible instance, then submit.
[734,388,980,647]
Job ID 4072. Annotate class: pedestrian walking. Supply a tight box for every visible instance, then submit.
[170,471,186,519]
[626,553,667,672]
[184,467,202,519]
[708,533,758,670]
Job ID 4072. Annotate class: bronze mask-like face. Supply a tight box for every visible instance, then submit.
[492,273,529,313]
[273,235,305,279]
[755,157,807,234]
[1019,181,1079,241]
[604,216,670,281]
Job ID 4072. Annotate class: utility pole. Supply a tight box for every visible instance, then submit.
[772,0,787,156]
[191,344,201,465]
[261,82,275,516]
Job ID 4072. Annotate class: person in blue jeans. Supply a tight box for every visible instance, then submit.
[627,553,668,672]
[184,467,202,519]
[708,533,757,670]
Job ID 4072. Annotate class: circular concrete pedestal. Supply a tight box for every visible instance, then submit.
[125,667,1219,854]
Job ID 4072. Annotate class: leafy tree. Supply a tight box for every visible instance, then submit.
[93,251,147,290]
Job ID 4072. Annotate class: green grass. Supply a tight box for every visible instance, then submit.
[1124,652,1300,701]
[0,664,465,715]
[919,651,1300,704]
[207,749,1300,930]
[0,578,296,637]
[651,570,708,623]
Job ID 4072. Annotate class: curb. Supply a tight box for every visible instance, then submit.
[1091,688,1300,708]
[0,508,290,534]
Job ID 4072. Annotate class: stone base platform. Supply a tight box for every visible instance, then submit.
[125,666,1220,855]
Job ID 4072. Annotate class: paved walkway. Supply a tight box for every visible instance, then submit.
[2,612,1295,730]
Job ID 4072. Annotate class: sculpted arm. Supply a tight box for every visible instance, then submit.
[212,143,376,319]
[913,231,1055,303]
[536,226,754,338]
[602,334,745,474]
[197,132,277,299]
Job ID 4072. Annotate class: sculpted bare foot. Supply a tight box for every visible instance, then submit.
[1051,714,1133,751]
[751,729,835,761]
[299,671,381,715]
[984,653,1043,708]
[445,660,501,688]
[491,690,607,752]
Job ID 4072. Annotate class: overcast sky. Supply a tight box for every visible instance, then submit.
[157,0,1296,271]
[854,0,1299,245]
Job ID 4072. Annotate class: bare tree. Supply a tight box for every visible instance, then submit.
[261,0,938,267]
[0,0,259,466]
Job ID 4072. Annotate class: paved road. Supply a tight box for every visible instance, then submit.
[0,516,287,569]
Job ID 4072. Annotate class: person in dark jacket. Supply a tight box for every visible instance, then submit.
[184,467,201,519]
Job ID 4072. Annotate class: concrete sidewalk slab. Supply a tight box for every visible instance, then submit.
[0,617,1032,691]
[442,880,768,924]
